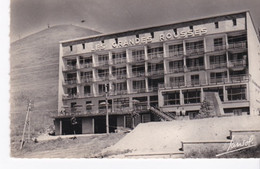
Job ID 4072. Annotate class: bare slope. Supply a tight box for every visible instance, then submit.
[10,25,100,138]
[106,116,260,154]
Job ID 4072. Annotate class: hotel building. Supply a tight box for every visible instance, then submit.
[54,11,260,135]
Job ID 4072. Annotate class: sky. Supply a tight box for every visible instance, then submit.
[10,0,260,42]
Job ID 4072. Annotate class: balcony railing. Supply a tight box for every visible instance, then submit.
[83,93,93,98]
[132,71,145,77]
[207,45,226,52]
[186,65,205,71]
[186,48,204,55]
[132,88,146,93]
[110,90,128,95]
[228,59,246,68]
[132,55,145,62]
[79,63,92,69]
[168,50,184,58]
[147,69,164,76]
[96,75,109,81]
[62,94,79,99]
[168,67,184,73]
[64,65,77,71]
[159,82,185,89]
[63,78,77,85]
[148,86,158,92]
[228,41,247,49]
[209,62,227,69]
[229,74,249,83]
[112,58,126,64]
[210,77,228,84]
[148,51,164,60]
[95,60,109,67]
[111,74,127,80]
[81,76,93,83]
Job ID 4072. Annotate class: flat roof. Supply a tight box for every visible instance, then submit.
[60,10,250,46]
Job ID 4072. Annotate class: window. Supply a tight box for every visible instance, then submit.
[147,46,163,58]
[115,38,118,44]
[169,44,183,56]
[115,82,127,91]
[136,34,139,38]
[169,76,184,87]
[98,84,109,95]
[186,41,204,54]
[70,45,73,51]
[183,89,201,104]
[82,43,85,49]
[132,50,145,61]
[84,86,91,95]
[214,38,223,47]
[186,57,204,68]
[133,80,146,91]
[151,32,154,38]
[86,101,92,111]
[98,100,112,113]
[209,54,226,69]
[112,67,126,78]
[173,28,177,34]
[232,19,237,26]
[163,91,180,105]
[114,98,129,111]
[210,72,227,83]
[67,87,77,96]
[215,22,219,28]
[227,85,246,101]
[191,74,200,85]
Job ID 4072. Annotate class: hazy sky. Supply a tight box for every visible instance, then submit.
[10,0,260,42]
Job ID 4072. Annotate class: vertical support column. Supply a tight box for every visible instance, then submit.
[225,34,229,49]
[183,40,187,72]
[226,51,230,83]
[92,54,97,67]
[144,45,148,60]
[163,42,167,58]
[145,78,149,92]
[223,86,227,102]
[200,87,204,102]
[58,43,66,113]
[180,90,184,105]
[92,118,95,134]
[158,91,164,107]
[123,116,126,128]
[59,120,62,135]
[126,48,130,63]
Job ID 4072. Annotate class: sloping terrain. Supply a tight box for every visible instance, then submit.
[105,116,260,155]
[10,25,100,139]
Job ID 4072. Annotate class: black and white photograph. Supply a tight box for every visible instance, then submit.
[6,0,260,161]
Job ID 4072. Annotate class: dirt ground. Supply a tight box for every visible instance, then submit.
[11,133,126,158]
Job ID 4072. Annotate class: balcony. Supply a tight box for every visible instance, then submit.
[209,62,227,69]
[63,65,77,71]
[147,69,164,76]
[132,88,146,93]
[168,67,184,73]
[111,90,128,95]
[168,50,184,58]
[62,94,79,100]
[148,86,158,92]
[96,75,109,81]
[111,74,127,80]
[79,63,92,69]
[229,74,249,83]
[159,82,185,89]
[207,45,226,53]
[186,65,205,71]
[95,60,109,67]
[209,77,228,84]
[186,48,204,56]
[228,41,247,49]
[112,58,126,64]
[132,55,145,62]
[147,51,164,60]
[81,76,93,83]
[82,93,93,98]
[132,71,145,78]
[63,78,77,85]
[228,59,246,69]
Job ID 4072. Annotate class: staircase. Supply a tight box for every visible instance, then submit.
[203,92,224,116]
[148,106,174,121]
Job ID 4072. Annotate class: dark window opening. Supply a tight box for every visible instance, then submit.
[151,32,154,38]
[232,19,237,26]
[115,38,118,44]
[82,43,85,49]
[183,89,201,104]
[136,34,139,38]
[163,91,180,105]
[173,28,177,34]
[215,22,219,28]
[70,45,73,51]
[189,26,193,30]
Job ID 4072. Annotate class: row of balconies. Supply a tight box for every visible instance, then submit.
[63,60,247,86]
[159,74,249,89]
[63,41,247,71]
[62,74,248,100]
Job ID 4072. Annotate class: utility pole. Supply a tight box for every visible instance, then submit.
[105,83,109,134]
[20,100,32,150]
